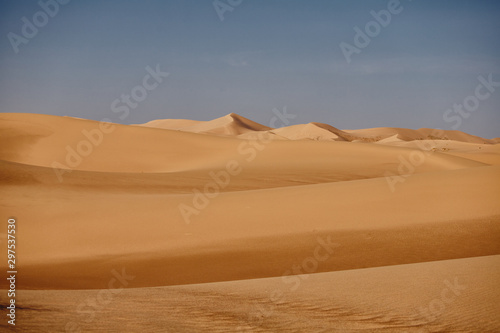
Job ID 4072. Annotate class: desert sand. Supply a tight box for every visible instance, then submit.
[1,112,499,332]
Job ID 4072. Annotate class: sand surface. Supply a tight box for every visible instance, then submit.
[0,112,499,332]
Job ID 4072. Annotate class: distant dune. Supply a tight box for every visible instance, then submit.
[0,112,499,332]
[140,113,273,136]
[138,113,497,144]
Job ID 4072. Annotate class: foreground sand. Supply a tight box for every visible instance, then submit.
[0,112,499,331]
[1,256,498,332]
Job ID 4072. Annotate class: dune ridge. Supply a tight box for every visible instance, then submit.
[137,112,497,144]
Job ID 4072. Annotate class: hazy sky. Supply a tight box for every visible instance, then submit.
[1,0,499,137]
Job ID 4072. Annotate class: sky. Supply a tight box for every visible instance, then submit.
[0,0,499,138]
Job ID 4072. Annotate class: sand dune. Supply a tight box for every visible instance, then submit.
[139,113,272,136]
[138,118,204,130]
[138,113,497,145]
[2,255,499,332]
[0,112,499,332]
[3,160,499,289]
[0,113,489,177]
[345,126,495,144]
[375,138,500,165]
[268,122,352,141]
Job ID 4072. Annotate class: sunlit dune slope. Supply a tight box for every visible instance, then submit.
[139,113,272,136]
[2,160,499,289]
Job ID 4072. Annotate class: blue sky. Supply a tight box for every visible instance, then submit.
[0,0,499,137]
